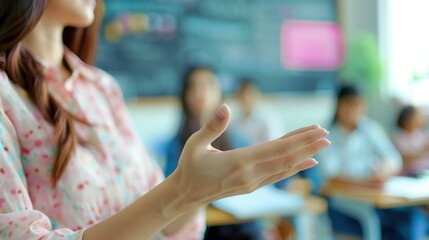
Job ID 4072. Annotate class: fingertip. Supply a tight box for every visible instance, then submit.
[315,138,331,150]
[292,158,318,173]
[215,103,231,121]
[321,128,329,135]
[193,104,231,146]
[215,104,228,121]
[313,125,329,135]
[308,157,318,165]
[307,124,321,130]
[301,158,319,170]
[323,138,331,146]
[224,103,232,118]
[301,158,318,169]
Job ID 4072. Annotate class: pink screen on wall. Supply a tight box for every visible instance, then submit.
[280,20,344,71]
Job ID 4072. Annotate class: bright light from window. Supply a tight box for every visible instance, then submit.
[387,0,429,105]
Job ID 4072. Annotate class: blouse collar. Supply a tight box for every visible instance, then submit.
[34,47,99,83]
[34,47,101,125]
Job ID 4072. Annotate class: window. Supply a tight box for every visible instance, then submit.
[381,0,429,105]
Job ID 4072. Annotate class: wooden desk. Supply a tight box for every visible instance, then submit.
[206,196,327,226]
[322,180,429,209]
[322,179,429,240]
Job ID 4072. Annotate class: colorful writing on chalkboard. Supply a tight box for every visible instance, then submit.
[97,0,338,98]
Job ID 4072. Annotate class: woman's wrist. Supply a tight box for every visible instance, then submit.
[159,172,205,219]
[83,172,205,240]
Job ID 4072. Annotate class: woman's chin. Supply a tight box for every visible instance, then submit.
[69,13,95,28]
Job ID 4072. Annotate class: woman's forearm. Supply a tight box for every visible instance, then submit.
[83,175,199,240]
[162,206,204,236]
[82,120,330,239]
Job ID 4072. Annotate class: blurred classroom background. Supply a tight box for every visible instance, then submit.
[95,0,429,239]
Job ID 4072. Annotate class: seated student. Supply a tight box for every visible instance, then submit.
[318,85,427,240]
[394,105,429,176]
[230,79,300,239]
[229,78,276,148]
[165,66,264,240]
[319,85,402,182]
[165,66,231,177]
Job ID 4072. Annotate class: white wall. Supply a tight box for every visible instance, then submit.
[337,0,379,41]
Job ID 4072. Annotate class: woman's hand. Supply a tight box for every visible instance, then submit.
[84,104,329,240]
[170,104,330,208]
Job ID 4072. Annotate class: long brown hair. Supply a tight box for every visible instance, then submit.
[178,66,232,151]
[0,0,103,186]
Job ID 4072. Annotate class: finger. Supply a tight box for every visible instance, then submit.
[279,125,323,139]
[258,158,319,187]
[253,138,330,178]
[215,158,319,198]
[190,103,231,147]
[228,127,329,165]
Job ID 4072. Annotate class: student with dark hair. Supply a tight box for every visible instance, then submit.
[318,85,427,240]
[229,78,276,148]
[393,105,429,176]
[319,84,402,182]
[165,66,231,176]
[165,67,264,240]
[0,1,330,239]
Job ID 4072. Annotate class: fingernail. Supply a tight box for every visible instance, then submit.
[304,159,318,169]
[216,104,227,121]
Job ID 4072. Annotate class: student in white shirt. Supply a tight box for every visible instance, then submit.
[317,85,426,240]
[230,79,278,148]
[318,85,402,182]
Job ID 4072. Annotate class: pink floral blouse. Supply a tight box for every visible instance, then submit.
[0,49,205,240]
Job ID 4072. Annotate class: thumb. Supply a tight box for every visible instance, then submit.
[193,103,231,147]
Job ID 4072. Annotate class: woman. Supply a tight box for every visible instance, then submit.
[394,105,429,176]
[0,1,330,239]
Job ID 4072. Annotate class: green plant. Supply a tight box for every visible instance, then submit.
[340,33,384,98]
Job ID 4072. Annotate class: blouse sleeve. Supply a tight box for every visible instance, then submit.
[0,99,84,239]
[97,71,206,240]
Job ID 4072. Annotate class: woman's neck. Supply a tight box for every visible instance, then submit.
[21,17,64,70]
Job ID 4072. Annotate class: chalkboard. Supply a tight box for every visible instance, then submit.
[96,0,338,99]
